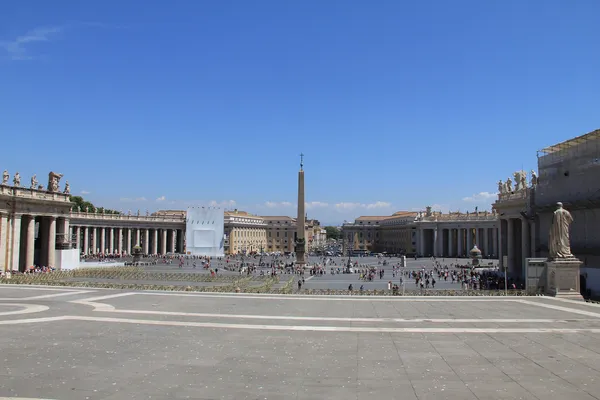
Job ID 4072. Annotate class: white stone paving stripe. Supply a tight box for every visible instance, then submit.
[0,285,85,292]
[0,290,92,301]
[541,296,600,308]
[0,303,49,316]
[0,398,57,400]
[134,292,520,302]
[0,316,68,325]
[1,314,599,332]
[12,290,92,300]
[71,292,136,303]
[47,316,600,333]
[518,300,600,319]
[101,308,591,324]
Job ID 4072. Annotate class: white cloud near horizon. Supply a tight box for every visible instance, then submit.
[305,201,328,209]
[80,190,90,195]
[209,199,236,208]
[119,197,147,202]
[265,201,293,208]
[462,192,497,202]
[156,196,166,202]
[334,201,392,211]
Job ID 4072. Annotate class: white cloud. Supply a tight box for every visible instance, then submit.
[80,190,90,195]
[156,196,166,202]
[0,26,63,60]
[119,197,147,202]
[305,201,328,209]
[365,201,391,209]
[208,200,236,208]
[265,201,293,208]
[334,201,392,211]
[462,192,497,202]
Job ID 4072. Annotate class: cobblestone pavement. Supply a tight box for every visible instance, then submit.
[1,285,600,399]
[110,256,499,291]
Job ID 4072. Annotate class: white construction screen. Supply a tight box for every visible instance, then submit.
[185,207,225,256]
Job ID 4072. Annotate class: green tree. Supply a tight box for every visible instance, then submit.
[324,226,341,240]
[69,195,119,214]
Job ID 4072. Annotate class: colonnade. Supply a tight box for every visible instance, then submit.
[497,216,534,280]
[0,213,69,271]
[419,226,499,258]
[72,225,184,256]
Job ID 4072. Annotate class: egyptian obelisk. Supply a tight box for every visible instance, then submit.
[295,153,306,267]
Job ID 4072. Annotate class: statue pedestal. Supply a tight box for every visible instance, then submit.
[545,257,583,301]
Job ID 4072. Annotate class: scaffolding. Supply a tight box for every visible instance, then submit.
[536,129,600,207]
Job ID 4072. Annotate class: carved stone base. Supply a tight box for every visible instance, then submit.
[545,257,583,301]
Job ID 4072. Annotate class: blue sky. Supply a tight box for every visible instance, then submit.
[1,1,599,225]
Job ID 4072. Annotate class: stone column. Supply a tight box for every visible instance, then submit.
[152,229,158,254]
[161,229,167,255]
[75,226,81,253]
[25,215,35,269]
[466,227,472,253]
[11,215,22,271]
[457,228,463,257]
[83,226,89,255]
[99,227,105,254]
[0,213,7,271]
[47,216,56,268]
[91,227,97,254]
[484,228,490,258]
[118,228,123,255]
[530,221,536,258]
[176,229,182,253]
[433,228,439,257]
[143,229,149,254]
[171,230,177,253]
[492,226,498,258]
[108,228,114,254]
[135,229,141,246]
[126,229,132,254]
[521,217,530,268]
[507,218,515,277]
[63,218,70,246]
[448,229,454,257]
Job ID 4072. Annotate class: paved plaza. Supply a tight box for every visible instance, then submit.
[1,285,600,399]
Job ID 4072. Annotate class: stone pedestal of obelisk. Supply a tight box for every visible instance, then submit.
[545,257,583,300]
[295,156,306,268]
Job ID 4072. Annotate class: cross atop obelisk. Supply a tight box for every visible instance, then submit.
[295,153,306,267]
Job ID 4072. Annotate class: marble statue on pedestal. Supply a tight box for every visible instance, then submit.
[145,209,149,216]
[513,172,521,191]
[505,177,513,192]
[13,172,21,187]
[30,174,38,189]
[47,171,63,192]
[513,171,526,191]
[63,181,70,194]
[498,180,504,194]
[548,202,573,260]
[2,170,8,185]
[127,210,131,216]
[531,170,538,186]
[136,209,140,216]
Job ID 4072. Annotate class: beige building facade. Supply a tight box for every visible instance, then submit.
[224,210,267,254]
